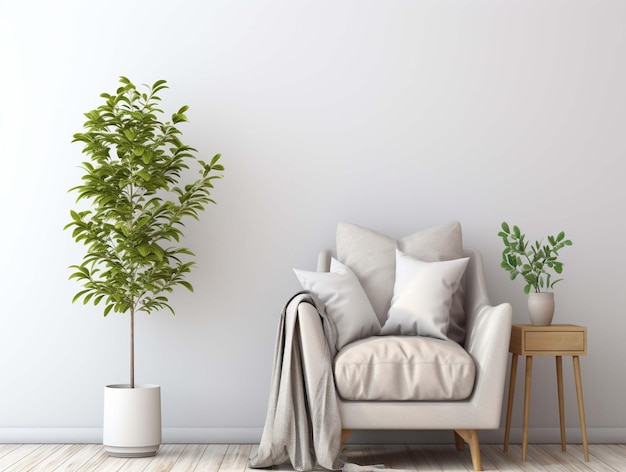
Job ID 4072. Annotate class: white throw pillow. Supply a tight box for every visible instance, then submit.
[380,250,469,340]
[294,258,381,351]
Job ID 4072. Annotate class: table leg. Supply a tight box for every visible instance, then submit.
[503,353,518,452]
[573,356,589,461]
[556,356,566,452]
[522,356,533,462]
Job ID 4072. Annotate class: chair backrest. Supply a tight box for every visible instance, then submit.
[316,249,335,272]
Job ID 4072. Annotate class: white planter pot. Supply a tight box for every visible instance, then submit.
[527,292,555,326]
[103,384,161,457]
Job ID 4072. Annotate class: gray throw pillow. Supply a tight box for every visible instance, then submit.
[294,258,381,351]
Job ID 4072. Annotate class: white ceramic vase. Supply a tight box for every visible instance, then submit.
[527,292,555,326]
[103,384,161,457]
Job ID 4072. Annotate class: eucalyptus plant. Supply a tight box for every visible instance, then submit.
[498,222,572,294]
[65,76,223,388]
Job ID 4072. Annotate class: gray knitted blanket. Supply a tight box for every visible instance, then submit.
[249,292,414,472]
[249,292,344,471]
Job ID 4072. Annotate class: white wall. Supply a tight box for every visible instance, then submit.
[1,0,625,443]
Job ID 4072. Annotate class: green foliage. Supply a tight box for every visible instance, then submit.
[65,76,224,318]
[498,222,572,294]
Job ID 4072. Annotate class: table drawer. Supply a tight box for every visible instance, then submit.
[525,331,585,353]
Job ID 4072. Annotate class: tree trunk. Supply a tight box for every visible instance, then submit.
[130,307,135,389]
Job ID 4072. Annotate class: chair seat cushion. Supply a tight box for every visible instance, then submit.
[334,336,476,401]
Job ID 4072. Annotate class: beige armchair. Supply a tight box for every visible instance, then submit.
[296,246,512,471]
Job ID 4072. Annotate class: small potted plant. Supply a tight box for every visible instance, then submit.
[498,222,573,325]
[65,76,224,457]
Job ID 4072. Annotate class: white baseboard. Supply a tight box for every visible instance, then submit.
[0,428,263,444]
[164,428,264,443]
[0,428,103,444]
[0,427,624,445]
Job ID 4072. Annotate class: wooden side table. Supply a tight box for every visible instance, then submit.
[503,324,589,462]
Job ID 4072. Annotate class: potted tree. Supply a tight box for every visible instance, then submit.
[498,222,572,325]
[65,76,224,457]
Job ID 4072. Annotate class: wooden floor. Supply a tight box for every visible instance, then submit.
[0,443,625,472]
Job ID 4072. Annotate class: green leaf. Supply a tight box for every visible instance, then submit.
[123,129,136,141]
[209,153,222,167]
[72,290,90,304]
[179,281,194,292]
[152,79,168,91]
[137,171,151,181]
[137,245,152,257]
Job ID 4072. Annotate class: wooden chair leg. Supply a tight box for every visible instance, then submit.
[454,430,465,451]
[454,429,483,471]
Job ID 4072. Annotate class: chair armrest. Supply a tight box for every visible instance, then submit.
[464,301,512,424]
[462,249,512,412]
[297,301,329,398]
